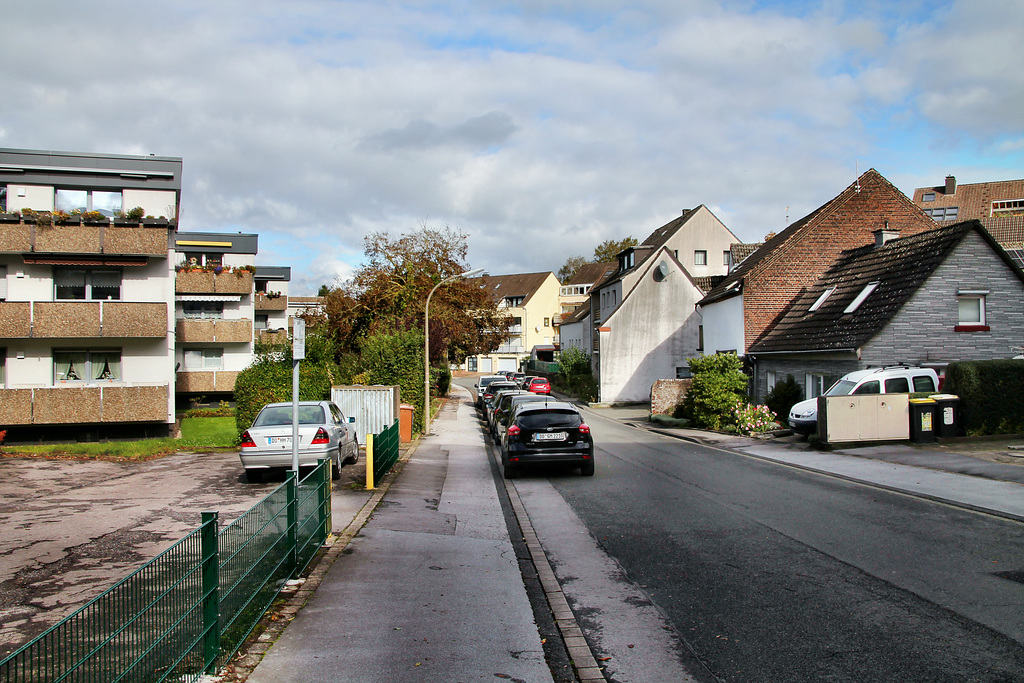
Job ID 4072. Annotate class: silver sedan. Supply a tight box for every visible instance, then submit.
[239,401,359,483]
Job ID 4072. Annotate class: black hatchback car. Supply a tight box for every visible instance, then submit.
[500,401,594,478]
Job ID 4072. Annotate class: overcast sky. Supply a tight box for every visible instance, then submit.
[2,0,1022,294]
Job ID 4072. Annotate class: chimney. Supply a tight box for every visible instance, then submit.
[874,222,900,247]
[945,175,956,195]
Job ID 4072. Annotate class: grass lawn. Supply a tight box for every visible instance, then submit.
[0,416,239,460]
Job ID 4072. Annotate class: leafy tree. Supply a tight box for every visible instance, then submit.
[593,237,638,263]
[678,353,749,430]
[557,255,588,284]
[558,346,591,380]
[316,284,331,297]
[323,226,510,364]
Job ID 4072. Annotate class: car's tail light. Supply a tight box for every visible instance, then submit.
[508,425,521,437]
[240,431,256,448]
[579,424,590,434]
[311,427,330,444]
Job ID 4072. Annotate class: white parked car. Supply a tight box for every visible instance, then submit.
[789,366,940,434]
[239,401,359,483]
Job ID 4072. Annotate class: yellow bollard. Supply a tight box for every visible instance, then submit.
[365,433,375,489]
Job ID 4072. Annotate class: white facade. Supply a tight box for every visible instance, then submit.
[598,248,705,403]
[699,293,746,355]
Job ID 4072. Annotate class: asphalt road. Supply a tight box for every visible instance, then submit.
[511,404,1024,682]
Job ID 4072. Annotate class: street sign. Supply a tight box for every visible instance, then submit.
[293,318,306,360]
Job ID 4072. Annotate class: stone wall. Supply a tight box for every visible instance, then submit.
[651,378,691,415]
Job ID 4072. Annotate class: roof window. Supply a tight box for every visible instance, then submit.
[808,286,836,312]
[844,282,879,313]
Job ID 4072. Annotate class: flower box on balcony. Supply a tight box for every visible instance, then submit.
[0,213,20,224]
[113,218,141,227]
[142,217,170,227]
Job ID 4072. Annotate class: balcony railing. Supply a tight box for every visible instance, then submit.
[175,270,254,295]
[176,370,239,393]
[0,301,167,339]
[176,318,253,343]
[0,384,169,426]
[0,216,172,256]
[254,293,288,311]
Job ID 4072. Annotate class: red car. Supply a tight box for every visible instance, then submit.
[526,377,551,395]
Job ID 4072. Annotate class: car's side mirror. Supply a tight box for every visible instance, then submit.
[348,416,355,423]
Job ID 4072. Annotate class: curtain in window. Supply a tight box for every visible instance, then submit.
[93,351,121,380]
[184,349,203,370]
[55,351,87,381]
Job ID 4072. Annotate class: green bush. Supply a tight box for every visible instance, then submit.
[558,346,591,380]
[943,360,1024,435]
[357,329,426,430]
[678,353,748,430]
[765,375,802,427]
[433,364,452,397]
[234,331,339,439]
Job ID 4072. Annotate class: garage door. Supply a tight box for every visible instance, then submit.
[479,357,493,373]
[497,357,518,372]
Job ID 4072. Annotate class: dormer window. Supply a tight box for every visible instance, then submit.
[619,250,635,271]
[844,282,879,313]
[808,286,836,312]
[922,192,935,202]
[505,296,524,307]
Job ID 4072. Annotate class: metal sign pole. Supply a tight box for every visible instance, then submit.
[291,318,306,474]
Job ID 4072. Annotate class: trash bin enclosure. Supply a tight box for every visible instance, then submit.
[331,385,400,444]
[819,394,910,443]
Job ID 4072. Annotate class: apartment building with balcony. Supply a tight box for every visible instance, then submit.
[254,266,291,345]
[0,148,181,438]
[464,271,561,373]
[173,232,256,400]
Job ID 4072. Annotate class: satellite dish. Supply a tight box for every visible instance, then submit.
[655,260,669,280]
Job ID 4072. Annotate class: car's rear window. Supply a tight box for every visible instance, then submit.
[254,405,325,426]
[913,375,936,392]
[517,410,582,429]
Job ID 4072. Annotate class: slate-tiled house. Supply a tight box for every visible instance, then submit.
[746,221,1024,402]
[699,169,937,361]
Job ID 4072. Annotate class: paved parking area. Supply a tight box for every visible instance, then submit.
[0,450,368,657]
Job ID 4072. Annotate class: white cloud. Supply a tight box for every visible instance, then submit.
[1,0,1022,292]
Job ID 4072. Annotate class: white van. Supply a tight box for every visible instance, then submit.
[789,366,940,434]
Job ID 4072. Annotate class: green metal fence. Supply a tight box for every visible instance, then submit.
[370,419,401,488]
[526,360,560,374]
[0,460,333,683]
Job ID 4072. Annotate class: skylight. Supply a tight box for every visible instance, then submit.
[844,282,879,313]
[808,286,836,312]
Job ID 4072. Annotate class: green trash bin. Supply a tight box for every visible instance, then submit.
[930,394,960,438]
[909,398,937,443]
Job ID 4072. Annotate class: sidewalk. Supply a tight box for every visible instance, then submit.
[241,388,556,683]
[584,403,1024,523]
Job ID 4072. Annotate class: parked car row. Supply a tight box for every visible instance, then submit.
[475,377,594,479]
[491,370,552,395]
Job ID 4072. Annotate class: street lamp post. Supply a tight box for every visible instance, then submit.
[424,267,484,436]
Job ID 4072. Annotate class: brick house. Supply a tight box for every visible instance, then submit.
[0,148,181,438]
[699,169,937,375]
[746,221,1024,403]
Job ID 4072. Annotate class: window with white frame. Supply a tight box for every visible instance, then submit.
[766,370,777,393]
[54,268,121,300]
[184,348,223,370]
[991,199,1024,215]
[55,189,122,217]
[694,250,707,266]
[54,349,121,382]
[805,373,826,400]
[255,314,269,330]
[183,302,224,319]
[957,291,987,327]
[723,251,730,266]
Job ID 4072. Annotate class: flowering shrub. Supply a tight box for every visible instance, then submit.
[731,401,778,434]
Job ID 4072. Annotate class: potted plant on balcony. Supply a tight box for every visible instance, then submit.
[82,210,109,225]
[114,206,145,226]
[53,210,81,226]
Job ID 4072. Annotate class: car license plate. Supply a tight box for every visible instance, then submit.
[533,432,566,441]
[269,436,292,445]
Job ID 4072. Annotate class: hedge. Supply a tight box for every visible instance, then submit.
[942,359,1024,436]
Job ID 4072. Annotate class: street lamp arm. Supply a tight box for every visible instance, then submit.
[424,267,484,435]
